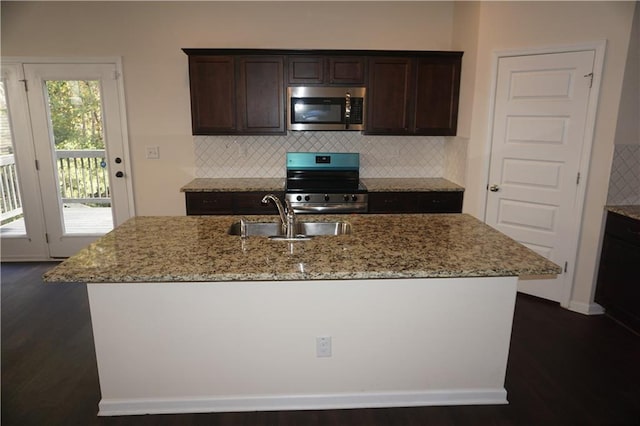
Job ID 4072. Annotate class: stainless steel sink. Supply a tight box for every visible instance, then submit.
[227,220,351,238]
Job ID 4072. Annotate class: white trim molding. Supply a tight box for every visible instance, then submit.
[568,301,606,316]
[98,389,509,416]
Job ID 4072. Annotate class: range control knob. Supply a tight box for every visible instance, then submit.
[324,194,330,202]
[351,195,358,201]
[296,195,302,201]
[343,194,350,202]
[305,195,311,201]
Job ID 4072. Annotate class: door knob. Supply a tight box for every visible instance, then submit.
[115,171,124,178]
[489,184,500,192]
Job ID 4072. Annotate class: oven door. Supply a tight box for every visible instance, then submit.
[287,87,365,131]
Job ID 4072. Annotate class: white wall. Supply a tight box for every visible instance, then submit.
[607,2,640,206]
[457,1,635,308]
[1,1,454,215]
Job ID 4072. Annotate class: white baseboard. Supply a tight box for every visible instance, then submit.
[98,389,508,416]
[568,300,605,315]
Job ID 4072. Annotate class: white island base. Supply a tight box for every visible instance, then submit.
[88,277,518,416]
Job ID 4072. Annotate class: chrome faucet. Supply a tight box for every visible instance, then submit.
[261,194,297,238]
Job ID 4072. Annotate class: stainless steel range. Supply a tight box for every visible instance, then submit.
[285,152,368,214]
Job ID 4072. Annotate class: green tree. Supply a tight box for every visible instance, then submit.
[46,80,104,150]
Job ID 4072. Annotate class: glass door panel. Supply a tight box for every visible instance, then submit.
[44,79,114,234]
[0,79,27,236]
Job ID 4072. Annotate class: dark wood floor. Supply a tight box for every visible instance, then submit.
[2,262,639,426]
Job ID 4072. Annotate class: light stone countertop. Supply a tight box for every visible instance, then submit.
[180,177,463,193]
[180,178,285,192]
[43,214,560,283]
[362,178,463,192]
[606,205,640,221]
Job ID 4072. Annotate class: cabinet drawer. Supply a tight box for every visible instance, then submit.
[368,192,418,213]
[368,191,463,214]
[417,192,463,213]
[605,212,640,245]
[234,191,285,215]
[185,192,233,215]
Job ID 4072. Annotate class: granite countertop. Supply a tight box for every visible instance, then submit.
[361,178,464,192]
[607,205,640,221]
[180,178,285,192]
[180,177,463,193]
[44,214,560,283]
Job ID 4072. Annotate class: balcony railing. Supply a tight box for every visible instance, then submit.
[0,150,111,225]
[0,154,23,223]
[56,150,111,206]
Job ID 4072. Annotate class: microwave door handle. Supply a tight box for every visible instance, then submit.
[345,92,351,130]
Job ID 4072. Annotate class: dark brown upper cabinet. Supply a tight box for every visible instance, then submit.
[366,57,414,134]
[366,53,462,136]
[287,56,366,85]
[188,55,237,134]
[237,56,286,134]
[187,53,285,135]
[184,49,461,136]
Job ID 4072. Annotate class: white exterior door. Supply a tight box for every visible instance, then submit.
[0,64,48,260]
[485,50,595,303]
[1,60,133,260]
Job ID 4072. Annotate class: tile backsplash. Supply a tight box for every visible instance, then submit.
[607,144,640,205]
[194,132,449,179]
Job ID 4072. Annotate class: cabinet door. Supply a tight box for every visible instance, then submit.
[595,213,640,333]
[413,56,461,135]
[368,192,418,213]
[237,56,286,134]
[288,56,324,84]
[185,192,234,215]
[328,57,366,84]
[416,192,463,213]
[234,191,285,215]
[188,56,236,134]
[365,57,413,134]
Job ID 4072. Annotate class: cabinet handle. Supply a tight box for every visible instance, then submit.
[628,228,640,236]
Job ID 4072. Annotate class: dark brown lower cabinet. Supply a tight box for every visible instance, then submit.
[368,191,463,213]
[185,191,285,215]
[186,190,463,215]
[595,211,640,333]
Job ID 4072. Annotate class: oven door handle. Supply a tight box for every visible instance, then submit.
[290,203,367,214]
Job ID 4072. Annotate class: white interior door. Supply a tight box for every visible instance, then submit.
[485,50,595,303]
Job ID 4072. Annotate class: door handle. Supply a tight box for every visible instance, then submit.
[489,184,500,192]
[115,171,124,178]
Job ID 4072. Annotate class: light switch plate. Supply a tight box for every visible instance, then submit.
[145,146,160,160]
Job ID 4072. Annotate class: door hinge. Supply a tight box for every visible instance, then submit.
[564,261,568,273]
[576,172,581,185]
[35,159,40,170]
[113,70,120,80]
[45,233,49,243]
[19,79,28,91]
[584,72,594,88]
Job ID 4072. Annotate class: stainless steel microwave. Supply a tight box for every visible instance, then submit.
[287,86,366,131]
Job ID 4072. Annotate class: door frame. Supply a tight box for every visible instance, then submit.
[480,41,606,309]
[1,57,135,261]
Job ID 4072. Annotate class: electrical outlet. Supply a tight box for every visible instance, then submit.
[316,336,332,358]
[145,146,160,160]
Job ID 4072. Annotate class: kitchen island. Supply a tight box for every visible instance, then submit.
[45,214,560,416]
